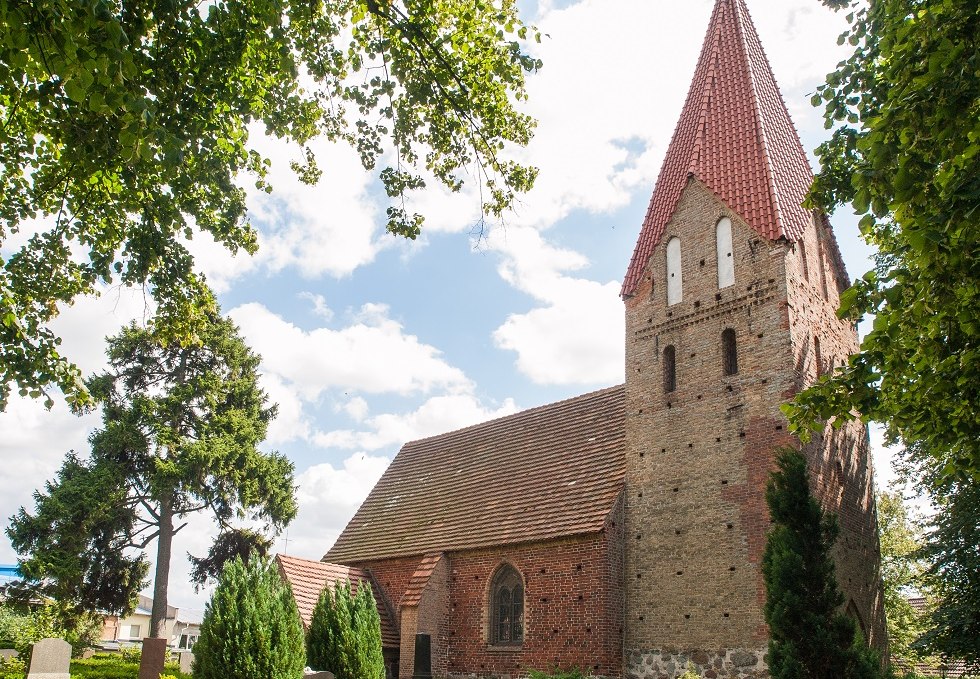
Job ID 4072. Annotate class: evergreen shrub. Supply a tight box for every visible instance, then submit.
[306,580,384,679]
[763,448,884,679]
[192,556,304,679]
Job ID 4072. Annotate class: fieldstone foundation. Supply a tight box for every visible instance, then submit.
[627,647,768,679]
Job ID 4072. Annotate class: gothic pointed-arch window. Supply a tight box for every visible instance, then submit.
[716,217,735,289]
[490,564,524,645]
[663,345,677,393]
[722,329,738,376]
[666,237,683,305]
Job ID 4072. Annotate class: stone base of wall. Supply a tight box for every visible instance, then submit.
[626,647,768,679]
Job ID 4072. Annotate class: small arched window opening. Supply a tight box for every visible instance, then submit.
[663,345,677,393]
[491,564,524,645]
[722,329,738,376]
[716,217,735,289]
[666,237,683,305]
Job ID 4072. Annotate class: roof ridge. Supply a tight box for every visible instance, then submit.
[400,383,625,448]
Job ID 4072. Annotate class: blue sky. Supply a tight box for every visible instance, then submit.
[0,0,891,611]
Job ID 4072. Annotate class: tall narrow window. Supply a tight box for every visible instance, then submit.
[799,240,810,282]
[814,337,823,376]
[491,565,524,645]
[666,237,683,305]
[663,345,677,393]
[722,329,738,376]
[817,238,830,300]
[716,217,735,289]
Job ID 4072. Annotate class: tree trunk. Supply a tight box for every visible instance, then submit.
[150,497,174,639]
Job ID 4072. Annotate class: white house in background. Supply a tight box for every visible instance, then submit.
[101,595,201,650]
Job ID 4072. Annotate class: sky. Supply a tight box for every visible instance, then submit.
[0,0,896,613]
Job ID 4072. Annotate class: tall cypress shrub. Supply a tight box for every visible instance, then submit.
[193,556,305,679]
[307,580,384,679]
[762,448,882,679]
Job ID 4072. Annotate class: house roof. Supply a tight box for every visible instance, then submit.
[325,385,626,563]
[275,554,399,649]
[622,0,816,297]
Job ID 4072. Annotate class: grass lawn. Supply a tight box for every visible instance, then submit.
[0,652,192,679]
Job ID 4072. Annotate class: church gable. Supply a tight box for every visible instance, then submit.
[326,386,626,564]
[621,0,816,298]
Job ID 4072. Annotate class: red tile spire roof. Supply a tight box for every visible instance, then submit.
[621,0,816,298]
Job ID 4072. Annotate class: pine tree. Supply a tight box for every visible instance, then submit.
[762,448,882,679]
[307,580,385,679]
[193,556,305,679]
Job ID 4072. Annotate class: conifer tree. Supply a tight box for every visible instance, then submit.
[307,580,385,679]
[762,448,882,679]
[193,556,305,679]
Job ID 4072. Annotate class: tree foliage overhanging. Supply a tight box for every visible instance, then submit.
[0,0,542,410]
[785,0,980,481]
[6,313,296,636]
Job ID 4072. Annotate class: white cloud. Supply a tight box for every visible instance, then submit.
[484,226,624,385]
[314,393,519,451]
[299,292,335,321]
[287,454,393,560]
[493,277,623,385]
[229,302,471,402]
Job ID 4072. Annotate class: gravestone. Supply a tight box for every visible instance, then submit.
[137,637,167,679]
[179,651,194,675]
[413,633,432,679]
[0,649,17,660]
[26,637,70,679]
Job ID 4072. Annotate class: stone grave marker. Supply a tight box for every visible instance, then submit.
[137,637,167,679]
[0,649,17,660]
[26,637,70,679]
[179,651,194,675]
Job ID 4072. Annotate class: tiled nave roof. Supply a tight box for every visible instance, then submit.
[325,386,625,563]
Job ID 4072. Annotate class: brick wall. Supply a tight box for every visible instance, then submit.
[357,505,625,679]
[622,179,885,678]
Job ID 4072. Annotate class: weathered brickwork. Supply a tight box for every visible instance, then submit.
[356,499,625,679]
[623,179,886,677]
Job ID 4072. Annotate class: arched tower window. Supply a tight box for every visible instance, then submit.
[666,237,683,305]
[663,345,677,393]
[722,329,738,376]
[716,217,735,289]
[490,564,523,645]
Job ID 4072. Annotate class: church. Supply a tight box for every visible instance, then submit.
[277,0,887,677]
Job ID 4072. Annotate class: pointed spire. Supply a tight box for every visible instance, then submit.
[622,0,815,298]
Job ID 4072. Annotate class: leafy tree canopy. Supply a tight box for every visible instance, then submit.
[0,0,541,410]
[876,489,931,668]
[786,0,980,481]
[7,313,296,636]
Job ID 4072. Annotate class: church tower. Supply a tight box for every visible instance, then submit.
[621,1,886,676]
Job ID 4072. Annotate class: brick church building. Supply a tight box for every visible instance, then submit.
[278,0,887,676]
